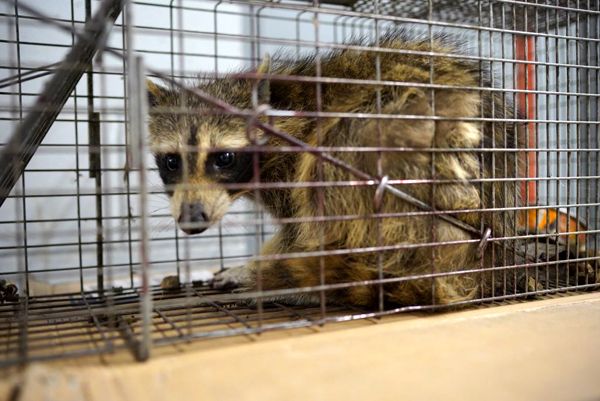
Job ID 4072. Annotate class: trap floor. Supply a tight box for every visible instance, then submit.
[1,283,404,368]
[1,278,599,369]
[2,292,600,401]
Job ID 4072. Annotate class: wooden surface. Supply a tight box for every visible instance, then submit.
[4,293,600,401]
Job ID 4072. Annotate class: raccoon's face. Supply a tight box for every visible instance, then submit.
[147,81,256,235]
[153,138,254,235]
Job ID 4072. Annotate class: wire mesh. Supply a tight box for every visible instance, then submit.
[0,0,598,367]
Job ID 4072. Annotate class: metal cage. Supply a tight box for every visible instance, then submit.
[0,0,598,366]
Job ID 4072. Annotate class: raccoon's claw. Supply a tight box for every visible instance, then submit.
[211,265,253,291]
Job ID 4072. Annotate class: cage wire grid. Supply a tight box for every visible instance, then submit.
[0,0,599,366]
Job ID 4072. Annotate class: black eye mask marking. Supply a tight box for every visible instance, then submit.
[205,151,254,192]
[156,142,257,197]
[155,153,182,196]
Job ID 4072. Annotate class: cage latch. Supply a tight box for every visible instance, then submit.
[373,175,389,211]
[478,227,493,257]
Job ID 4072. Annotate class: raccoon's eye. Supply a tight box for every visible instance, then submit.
[165,154,181,172]
[214,152,236,169]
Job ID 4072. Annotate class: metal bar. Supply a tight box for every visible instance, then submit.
[10,0,30,305]
[155,307,185,338]
[0,0,124,208]
[88,112,105,296]
[17,297,28,366]
[71,0,85,294]
[204,299,253,330]
[121,2,135,289]
[81,292,114,352]
[129,55,152,361]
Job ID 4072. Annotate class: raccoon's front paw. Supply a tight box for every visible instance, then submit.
[211,265,254,291]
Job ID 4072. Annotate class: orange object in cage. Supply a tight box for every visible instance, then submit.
[518,208,588,251]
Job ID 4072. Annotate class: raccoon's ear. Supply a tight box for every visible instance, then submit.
[256,53,271,104]
[146,79,165,107]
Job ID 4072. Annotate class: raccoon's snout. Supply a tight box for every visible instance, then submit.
[178,202,209,235]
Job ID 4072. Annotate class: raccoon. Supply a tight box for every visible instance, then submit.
[147,30,522,307]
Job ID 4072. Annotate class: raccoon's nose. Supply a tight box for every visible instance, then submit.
[179,203,209,235]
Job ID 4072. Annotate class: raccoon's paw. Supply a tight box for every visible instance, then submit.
[211,265,254,292]
[211,266,321,306]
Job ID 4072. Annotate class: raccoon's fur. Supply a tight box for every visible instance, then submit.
[147,30,523,307]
